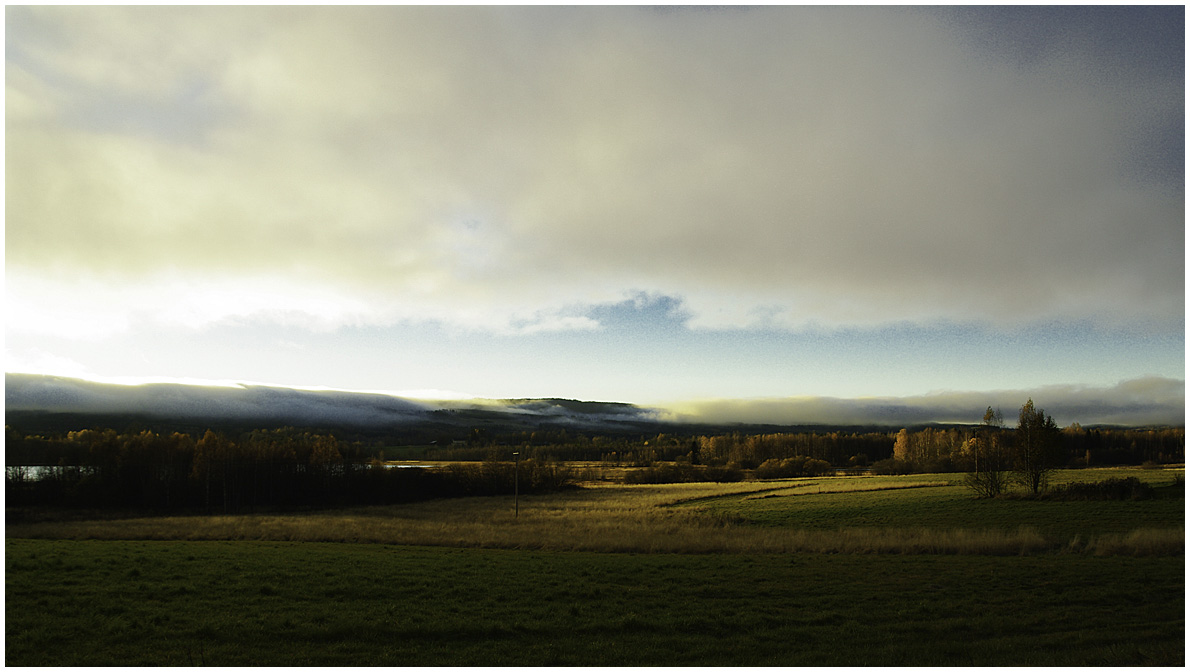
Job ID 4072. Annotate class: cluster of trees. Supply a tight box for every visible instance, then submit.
[755,456,835,479]
[5,427,573,512]
[963,400,1064,497]
[880,411,1183,483]
[690,432,891,468]
[1058,424,1183,466]
[957,399,1178,497]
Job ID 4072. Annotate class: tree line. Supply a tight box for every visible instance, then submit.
[431,423,1181,470]
[5,410,1182,509]
[5,426,573,512]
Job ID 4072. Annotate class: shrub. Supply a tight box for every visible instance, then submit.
[621,464,685,485]
[429,460,575,497]
[702,465,745,482]
[754,456,834,479]
[755,458,797,479]
[963,468,1010,499]
[621,463,744,484]
[804,458,834,476]
[871,457,914,476]
[920,456,963,474]
[1025,477,1155,501]
[522,459,576,491]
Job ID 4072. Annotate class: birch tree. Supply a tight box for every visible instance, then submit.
[964,406,1009,497]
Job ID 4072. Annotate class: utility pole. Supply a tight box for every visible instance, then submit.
[513,451,520,518]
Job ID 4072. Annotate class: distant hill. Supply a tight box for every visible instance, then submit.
[3,373,669,436]
[6,373,1181,439]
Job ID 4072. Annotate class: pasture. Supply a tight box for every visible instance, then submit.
[6,467,1184,665]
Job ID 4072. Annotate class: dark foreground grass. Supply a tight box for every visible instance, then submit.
[6,538,1183,666]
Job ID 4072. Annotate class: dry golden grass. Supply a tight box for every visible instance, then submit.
[1075,528,1186,556]
[738,479,954,500]
[8,479,1182,556]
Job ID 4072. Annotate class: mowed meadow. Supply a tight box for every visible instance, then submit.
[6,467,1185,665]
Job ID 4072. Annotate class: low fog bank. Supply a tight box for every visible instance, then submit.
[2,374,664,430]
[5,374,1181,431]
[661,377,1185,428]
[4,374,432,426]
[434,397,665,424]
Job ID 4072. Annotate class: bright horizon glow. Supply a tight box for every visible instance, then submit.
[5,6,1184,425]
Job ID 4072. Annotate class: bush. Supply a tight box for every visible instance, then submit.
[963,468,1010,499]
[435,459,576,496]
[622,463,687,484]
[620,463,744,484]
[754,456,834,479]
[702,465,745,482]
[755,458,798,479]
[1029,477,1155,501]
[524,460,576,490]
[920,456,964,474]
[871,457,914,476]
[804,459,834,476]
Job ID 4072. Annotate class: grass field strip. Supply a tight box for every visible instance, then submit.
[658,482,815,506]
[6,470,1181,556]
[740,480,954,500]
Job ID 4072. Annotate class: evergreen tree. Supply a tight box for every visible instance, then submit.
[1014,398,1060,494]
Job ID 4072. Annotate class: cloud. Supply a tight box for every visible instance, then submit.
[664,377,1186,427]
[3,373,432,426]
[6,6,1183,337]
[7,373,1179,429]
[3,348,96,380]
[3,373,663,429]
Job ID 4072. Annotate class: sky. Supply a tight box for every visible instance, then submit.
[4,5,1186,425]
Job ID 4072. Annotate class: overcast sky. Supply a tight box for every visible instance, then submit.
[5,6,1184,424]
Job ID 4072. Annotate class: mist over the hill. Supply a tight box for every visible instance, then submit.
[662,377,1185,427]
[5,374,1182,433]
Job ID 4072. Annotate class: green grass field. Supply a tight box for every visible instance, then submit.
[6,467,1184,665]
[5,539,1183,666]
[679,469,1185,539]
